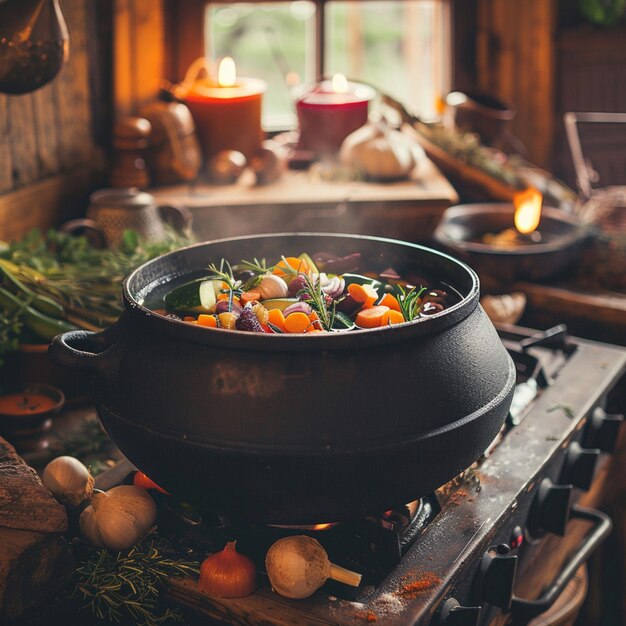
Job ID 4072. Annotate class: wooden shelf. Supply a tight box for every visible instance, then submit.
[151,157,458,242]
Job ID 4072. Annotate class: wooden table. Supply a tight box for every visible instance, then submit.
[151,158,458,242]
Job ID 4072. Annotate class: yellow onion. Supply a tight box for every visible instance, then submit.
[42,455,94,507]
[198,541,257,598]
[79,485,156,550]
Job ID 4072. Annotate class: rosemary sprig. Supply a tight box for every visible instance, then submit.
[234,258,275,291]
[72,537,199,626]
[297,272,336,331]
[206,260,240,292]
[397,285,427,322]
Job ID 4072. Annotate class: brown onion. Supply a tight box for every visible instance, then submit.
[198,541,257,598]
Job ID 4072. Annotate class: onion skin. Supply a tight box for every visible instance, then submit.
[198,541,257,598]
[283,301,313,316]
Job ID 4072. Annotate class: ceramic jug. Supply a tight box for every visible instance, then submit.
[0,0,69,94]
[86,188,192,248]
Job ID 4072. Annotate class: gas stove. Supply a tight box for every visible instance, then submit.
[155,324,626,625]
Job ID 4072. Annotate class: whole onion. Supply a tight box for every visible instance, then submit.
[283,301,312,316]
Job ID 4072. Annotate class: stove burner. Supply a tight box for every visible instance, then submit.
[269,522,340,531]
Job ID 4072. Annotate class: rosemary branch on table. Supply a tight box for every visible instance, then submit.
[72,536,199,626]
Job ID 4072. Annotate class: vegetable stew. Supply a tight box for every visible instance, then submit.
[154,251,458,334]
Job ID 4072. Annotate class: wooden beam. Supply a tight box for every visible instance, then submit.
[114,0,165,118]
[163,0,205,82]
[475,0,556,168]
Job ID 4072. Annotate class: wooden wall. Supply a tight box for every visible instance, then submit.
[476,0,557,168]
[0,0,101,242]
[113,0,165,118]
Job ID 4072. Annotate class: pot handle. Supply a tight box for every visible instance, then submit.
[48,325,121,374]
[158,204,193,236]
[509,505,611,622]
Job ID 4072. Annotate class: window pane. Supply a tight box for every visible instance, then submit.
[325,0,448,120]
[206,2,317,128]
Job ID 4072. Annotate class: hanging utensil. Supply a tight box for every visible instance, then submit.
[0,0,69,94]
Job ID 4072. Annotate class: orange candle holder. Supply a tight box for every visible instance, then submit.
[185,75,266,162]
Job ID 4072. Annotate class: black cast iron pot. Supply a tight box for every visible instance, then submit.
[49,233,515,524]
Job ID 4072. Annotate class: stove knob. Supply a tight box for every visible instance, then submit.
[560,441,600,491]
[438,598,481,626]
[528,478,572,537]
[477,544,517,609]
[585,407,624,453]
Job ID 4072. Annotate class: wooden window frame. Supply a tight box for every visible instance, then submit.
[163,0,452,90]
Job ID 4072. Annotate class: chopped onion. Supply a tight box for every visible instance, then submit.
[283,301,313,316]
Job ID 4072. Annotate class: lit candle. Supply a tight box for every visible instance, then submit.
[184,57,266,161]
[513,187,542,235]
[483,188,544,248]
[295,74,375,158]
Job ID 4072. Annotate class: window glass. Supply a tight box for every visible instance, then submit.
[325,1,447,120]
[205,1,448,128]
[206,2,317,129]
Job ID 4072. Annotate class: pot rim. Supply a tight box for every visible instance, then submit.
[123,232,480,351]
[435,204,590,256]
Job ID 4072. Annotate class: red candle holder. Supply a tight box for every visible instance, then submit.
[294,79,375,159]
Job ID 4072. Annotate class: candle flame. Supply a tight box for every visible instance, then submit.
[218,57,237,87]
[311,523,336,531]
[514,188,543,234]
[331,73,349,94]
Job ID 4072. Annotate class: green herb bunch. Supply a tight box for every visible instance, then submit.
[0,228,191,367]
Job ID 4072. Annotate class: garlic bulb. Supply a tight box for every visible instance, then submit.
[42,455,94,507]
[340,122,418,181]
[79,485,157,550]
[198,541,257,598]
[481,293,526,325]
[257,274,289,300]
[265,535,361,599]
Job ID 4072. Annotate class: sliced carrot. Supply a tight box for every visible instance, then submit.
[347,283,378,308]
[273,256,309,278]
[197,314,218,327]
[355,305,390,328]
[308,311,323,330]
[378,292,402,312]
[284,311,311,333]
[183,316,196,322]
[240,291,261,305]
[267,308,287,332]
[381,309,405,325]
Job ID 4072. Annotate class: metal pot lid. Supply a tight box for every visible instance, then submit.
[89,187,155,209]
